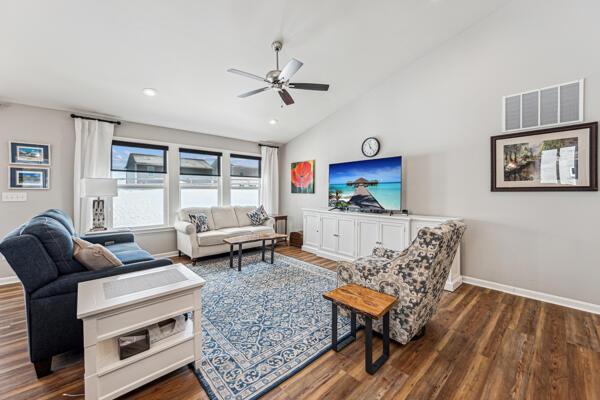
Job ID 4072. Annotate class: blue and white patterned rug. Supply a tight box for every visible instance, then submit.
[187,252,350,400]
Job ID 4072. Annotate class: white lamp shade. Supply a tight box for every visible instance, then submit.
[80,178,118,198]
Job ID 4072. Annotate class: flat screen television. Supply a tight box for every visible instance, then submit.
[328,156,402,212]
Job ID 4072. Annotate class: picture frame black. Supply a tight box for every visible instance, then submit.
[8,167,50,190]
[491,122,598,192]
[9,142,51,166]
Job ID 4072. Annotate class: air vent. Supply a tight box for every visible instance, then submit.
[503,79,583,132]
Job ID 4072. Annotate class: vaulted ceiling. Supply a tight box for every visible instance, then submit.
[0,0,509,143]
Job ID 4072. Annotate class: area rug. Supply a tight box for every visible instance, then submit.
[187,252,350,400]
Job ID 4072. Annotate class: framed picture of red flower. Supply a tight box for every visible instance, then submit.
[291,160,315,193]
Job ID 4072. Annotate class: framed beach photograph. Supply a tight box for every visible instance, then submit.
[8,167,50,189]
[291,160,315,193]
[9,142,51,166]
[491,122,597,191]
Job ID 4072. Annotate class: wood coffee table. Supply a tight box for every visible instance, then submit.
[323,283,397,374]
[223,232,288,271]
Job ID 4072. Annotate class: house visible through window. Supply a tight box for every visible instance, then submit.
[110,140,168,228]
[230,154,261,207]
[179,148,221,208]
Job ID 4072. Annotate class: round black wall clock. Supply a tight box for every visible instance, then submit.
[361,137,380,157]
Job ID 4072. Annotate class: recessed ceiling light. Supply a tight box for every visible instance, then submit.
[142,88,157,97]
[269,119,278,125]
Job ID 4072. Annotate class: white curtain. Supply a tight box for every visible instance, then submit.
[73,118,115,233]
[260,146,279,215]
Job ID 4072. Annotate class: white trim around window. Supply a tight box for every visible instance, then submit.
[107,135,261,230]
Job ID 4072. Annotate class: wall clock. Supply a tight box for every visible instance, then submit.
[361,137,380,157]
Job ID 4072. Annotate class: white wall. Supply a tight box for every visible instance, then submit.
[280,0,600,305]
[0,103,259,279]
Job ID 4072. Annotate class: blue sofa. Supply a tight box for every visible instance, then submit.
[0,209,172,377]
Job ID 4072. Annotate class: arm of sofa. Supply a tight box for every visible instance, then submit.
[80,231,135,246]
[174,221,195,235]
[263,217,275,228]
[31,258,174,299]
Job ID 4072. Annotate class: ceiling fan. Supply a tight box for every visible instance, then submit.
[227,41,330,106]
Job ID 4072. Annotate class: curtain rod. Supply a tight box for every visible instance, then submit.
[259,143,279,149]
[71,113,121,125]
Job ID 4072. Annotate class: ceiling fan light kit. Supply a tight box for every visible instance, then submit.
[227,41,330,106]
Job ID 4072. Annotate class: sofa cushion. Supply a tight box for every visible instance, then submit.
[246,225,275,234]
[247,205,269,225]
[73,238,123,271]
[196,231,236,246]
[219,227,253,236]
[106,242,154,264]
[179,207,215,230]
[189,213,210,233]
[234,206,255,227]
[211,207,239,229]
[38,209,75,236]
[21,216,85,275]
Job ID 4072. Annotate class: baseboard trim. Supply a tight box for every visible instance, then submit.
[462,276,600,315]
[444,275,463,292]
[0,276,19,286]
[153,251,180,259]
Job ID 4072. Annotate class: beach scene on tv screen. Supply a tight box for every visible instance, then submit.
[328,156,402,210]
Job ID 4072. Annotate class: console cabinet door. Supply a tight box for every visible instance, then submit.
[320,216,338,253]
[337,218,356,258]
[380,222,408,251]
[303,214,321,248]
[357,219,380,257]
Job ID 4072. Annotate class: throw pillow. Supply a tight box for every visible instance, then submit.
[247,205,269,225]
[73,237,123,271]
[189,213,210,233]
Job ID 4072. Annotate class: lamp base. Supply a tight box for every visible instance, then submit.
[92,198,107,231]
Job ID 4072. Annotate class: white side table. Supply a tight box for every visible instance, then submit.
[77,264,205,400]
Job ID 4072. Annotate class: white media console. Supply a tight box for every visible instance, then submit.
[301,208,464,291]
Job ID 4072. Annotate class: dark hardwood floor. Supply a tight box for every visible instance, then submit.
[1,246,599,399]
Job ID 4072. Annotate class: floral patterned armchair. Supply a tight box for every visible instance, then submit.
[337,220,466,344]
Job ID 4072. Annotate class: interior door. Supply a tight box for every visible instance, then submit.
[357,219,380,257]
[380,222,408,252]
[320,216,338,253]
[303,214,321,248]
[336,218,356,258]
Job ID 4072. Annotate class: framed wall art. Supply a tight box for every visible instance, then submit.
[291,160,315,193]
[9,142,51,166]
[8,167,50,190]
[491,122,597,191]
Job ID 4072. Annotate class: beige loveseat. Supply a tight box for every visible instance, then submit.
[174,206,275,262]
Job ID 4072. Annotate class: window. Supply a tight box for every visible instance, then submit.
[179,148,221,208]
[230,154,261,206]
[111,140,168,228]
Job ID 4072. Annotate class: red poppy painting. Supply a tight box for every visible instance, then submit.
[291,160,315,193]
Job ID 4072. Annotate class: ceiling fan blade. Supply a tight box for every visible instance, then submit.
[238,87,270,98]
[288,83,330,91]
[278,89,295,105]
[278,58,303,81]
[227,68,268,83]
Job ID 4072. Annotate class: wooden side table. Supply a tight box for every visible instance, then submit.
[270,214,288,245]
[323,283,397,374]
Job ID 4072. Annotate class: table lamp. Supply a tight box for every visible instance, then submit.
[80,178,118,231]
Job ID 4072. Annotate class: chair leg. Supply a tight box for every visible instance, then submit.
[192,258,197,266]
[412,326,426,341]
[34,358,52,378]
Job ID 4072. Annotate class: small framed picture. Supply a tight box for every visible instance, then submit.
[9,167,50,190]
[491,122,597,191]
[9,142,51,166]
